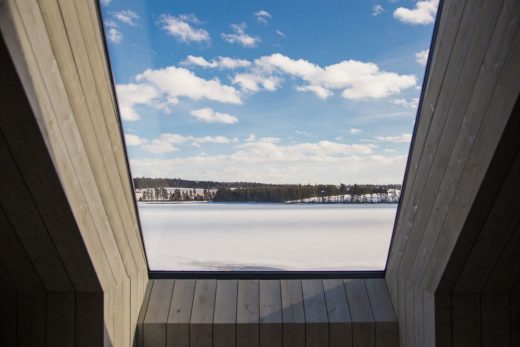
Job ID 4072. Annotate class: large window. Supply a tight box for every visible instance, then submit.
[99,0,437,271]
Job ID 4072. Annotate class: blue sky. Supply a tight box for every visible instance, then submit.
[100,0,438,184]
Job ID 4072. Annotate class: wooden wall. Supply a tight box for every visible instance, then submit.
[0,0,148,346]
[386,0,520,345]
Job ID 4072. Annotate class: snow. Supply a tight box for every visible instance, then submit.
[139,203,397,271]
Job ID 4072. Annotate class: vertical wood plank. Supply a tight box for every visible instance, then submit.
[190,279,217,347]
[452,293,481,346]
[0,290,17,347]
[302,279,328,347]
[213,280,238,347]
[259,280,282,347]
[144,280,175,347]
[344,279,375,347]
[167,279,196,347]
[481,292,510,347]
[281,280,305,347]
[136,280,153,347]
[323,279,353,347]
[237,279,259,347]
[17,291,46,347]
[46,292,75,347]
[365,279,398,347]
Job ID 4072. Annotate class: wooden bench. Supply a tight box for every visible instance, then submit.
[136,278,397,347]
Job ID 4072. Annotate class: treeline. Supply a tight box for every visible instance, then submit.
[213,184,400,203]
[133,177,267,190]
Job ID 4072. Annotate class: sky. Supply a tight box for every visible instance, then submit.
[100,0,438,184]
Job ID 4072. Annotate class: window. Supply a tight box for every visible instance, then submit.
[99,0,437,272]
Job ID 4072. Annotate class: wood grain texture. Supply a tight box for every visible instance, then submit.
[0,1,149,346]
[259,280,282,347]
[237,280,259,347]
[302,279,328,347]
[213,280,237,347]
[167,279,196,347]
[323,279,352,347]
[344,279,375,347]
[190,280,217,347]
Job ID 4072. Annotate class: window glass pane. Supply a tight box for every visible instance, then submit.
[99,0,437,271]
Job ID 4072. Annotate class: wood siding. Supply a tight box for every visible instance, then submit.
[0,0,148,346]
[137,279,397,347]
[386,0,520,345]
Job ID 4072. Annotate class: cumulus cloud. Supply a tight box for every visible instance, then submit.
[394,0,439,25]
[107,28,123,43]
[129,138,407,183]
[190,108,239,124]
[125,133,234,153]
[391,98,419,109]
[221,23,260,47]
[416,49,430,65]
[111,10,139,26]
[250,53,416,99]
[295,85,333,99]
[350,128,362,134]
[181,55,251,69]
[136,66,242,105]
[160,14,210,43]
[375,134,412,143]
[232,73,281,92]
[254,10,272,25]
[125,133,145,146]
[115,83,159,121]
[372,5,385,16]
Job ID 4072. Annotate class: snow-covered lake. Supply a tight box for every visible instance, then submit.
[139,203,397,271]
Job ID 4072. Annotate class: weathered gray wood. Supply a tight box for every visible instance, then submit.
[302,279,328,347]
[344,279,375,347]
[144,280,175,347]
[365,279,398,347]
[237,280,259,347]
[136,280,153,347]
[167,279,196,347]
[323,279,352,347]
[213,280,237,347]
[190,280,217,347]
[259,280,282,347]
[281,280,305,347]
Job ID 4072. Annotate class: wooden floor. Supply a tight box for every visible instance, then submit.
[136,278,397,347]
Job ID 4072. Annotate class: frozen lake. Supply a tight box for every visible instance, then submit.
[139,203,397,271]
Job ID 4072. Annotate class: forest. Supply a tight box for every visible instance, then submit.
[134,177,401,203]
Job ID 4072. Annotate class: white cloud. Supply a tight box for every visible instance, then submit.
[107,28,123,43]
[391,98,419,109]
[295,85,333,99]
[127,133,234,153]
[375,134,412,143]
[160,14,210,43]
[129,139,406,183]
[254,10,272,25]
[104,20,118,28]
[136,66,242,105]
[115,83,159,121]
[232,73,281,92]
[372,5,385,16]
[384,149,396,153]
[276,29,286,38]
[252,53,416,100]
[125,134,144,146]
[100,0,111,5]
[416,49,430,65]
[190,108,239,124]
[221,23,260,48]
[112,10,139,26]
[181,55,251,69]
[350,128,362,134]
[394,0,439,25]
